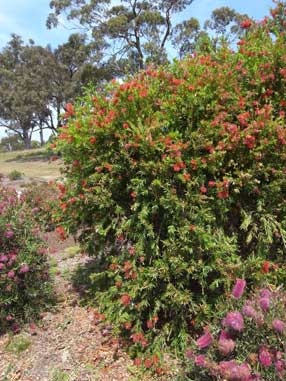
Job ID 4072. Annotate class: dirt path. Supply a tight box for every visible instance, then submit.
[0,234,134,381]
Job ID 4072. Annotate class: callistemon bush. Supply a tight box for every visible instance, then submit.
[0,187,51,332]
[187,279,286,381]
[54,2,286,358]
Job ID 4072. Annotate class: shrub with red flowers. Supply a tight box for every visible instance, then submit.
[186,280,286,381]
[53,2,286,363]
[23,182,59,231]
[0,187,52,332]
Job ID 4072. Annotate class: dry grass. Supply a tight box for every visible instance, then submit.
[0,148,61,180]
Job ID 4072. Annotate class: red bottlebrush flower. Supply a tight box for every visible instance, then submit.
[29,322,36,334]
[104,163,112,171]
[189,224,196,232]
[232,279,246,299]
[243,135,256,149]
[200,186,207,194]
[240,19,252,29]
[144,358,153,369]
[196,330,213,349]
[280,68,286,79]
[152,355,159,365]
[90,137,96,144]
[134,358,142,366]
[115,280,122,288]
[217,190,229,199]
[123,122,129,129]
[190,159,197,170]
[56,226,66,240]
[128,247,135,256]
[139,89,148,97]
[147,320,154,329]
[262,261,270,273]
[131,332,144,343]
[208,180,216,187]
[120,294,131,306]
[183,172,191,181]
[173,163,181,172]
[64,103,75,118]
[131,191,137,199]
[188,85,195,91]
[124,321,132,330]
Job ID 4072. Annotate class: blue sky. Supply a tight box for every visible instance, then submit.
[0,0,274,49]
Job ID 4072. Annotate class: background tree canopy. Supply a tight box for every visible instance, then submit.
[0,0,251,148]
[47,1,249,70]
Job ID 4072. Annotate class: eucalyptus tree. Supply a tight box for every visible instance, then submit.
[47,0,196,70]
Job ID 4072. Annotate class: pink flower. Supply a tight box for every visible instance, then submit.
[259,297,270,311]
[7,270,15,279]
[223,311,244,331]
[196,330,213,349]
[218,336,236,356]
[19,264,29,274]
[260,288,271,298]
[272,319,285,333]
[185,349,194,359]
[0,255,8,262]
[259,347,272,367]
[219,360,251,381]
[242,304,257,319]
[232,279,246,299]
[275,360,285,372]
[194,354,207,367]
[4,230,14,238]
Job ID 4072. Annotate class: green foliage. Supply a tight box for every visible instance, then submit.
[0,187,52,332]
[54,4,286,371]
[5,335,31,354]
[8,170,23,181]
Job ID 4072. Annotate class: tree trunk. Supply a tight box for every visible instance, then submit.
[39,125,45,146]
[23,130,31,149]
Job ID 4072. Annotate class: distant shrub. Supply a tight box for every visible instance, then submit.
[0,187,52,332]
[186,280,286,381]
[8,170,23,181]
[23,182,59,231]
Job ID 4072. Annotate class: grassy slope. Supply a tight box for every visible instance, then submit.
[0,148,61,180]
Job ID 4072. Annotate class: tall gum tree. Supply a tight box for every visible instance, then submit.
[47,0,196,70]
